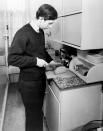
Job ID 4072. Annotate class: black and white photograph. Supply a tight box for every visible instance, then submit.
[0,0,103,131]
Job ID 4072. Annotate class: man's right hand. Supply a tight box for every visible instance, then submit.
[36,57,48,67]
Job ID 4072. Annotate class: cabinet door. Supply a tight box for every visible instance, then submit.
[45,86,60,131]
[62,0,82,16]
[81,0,103,49]
[62,14,82,47]
[50,17,62,41]
[62,0,103,50]
[60,84,102,131]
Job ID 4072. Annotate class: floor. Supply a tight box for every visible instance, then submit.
[3,83,48,131]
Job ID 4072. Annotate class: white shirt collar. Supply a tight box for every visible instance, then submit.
[30,20,40,33]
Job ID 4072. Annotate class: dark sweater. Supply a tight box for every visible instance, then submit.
[8,23,52,80]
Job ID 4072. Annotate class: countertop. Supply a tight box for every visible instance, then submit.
[52,76,86,90]
[46,67,86,90]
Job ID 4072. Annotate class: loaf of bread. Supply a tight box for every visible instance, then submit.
[54,66,69,75]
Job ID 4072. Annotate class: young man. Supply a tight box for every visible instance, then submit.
[8,4,58,131]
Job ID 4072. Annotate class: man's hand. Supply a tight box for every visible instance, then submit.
[36,57,48,67]
[46,60,62,71]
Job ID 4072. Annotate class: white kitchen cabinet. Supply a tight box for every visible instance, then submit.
[50,17,62,42]
[45,17,63,50]
[62,0,82,15]
[45,81,102,131]
[62,0,103,50]
[46,86,60,131]
[62,14,81,47]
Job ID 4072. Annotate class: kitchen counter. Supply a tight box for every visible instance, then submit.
[46,65,86,90]
[52,75,86,90]
[45,73,102,131]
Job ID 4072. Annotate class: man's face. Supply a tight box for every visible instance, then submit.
[39,17,55,29]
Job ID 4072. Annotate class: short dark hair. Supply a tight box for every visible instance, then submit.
[36,4,58,20]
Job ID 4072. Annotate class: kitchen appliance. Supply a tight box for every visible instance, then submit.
[86,54,103,64]
[69,51,103,83]
[60,48,72,67]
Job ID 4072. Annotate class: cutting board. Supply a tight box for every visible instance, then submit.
[46,69,75,79]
